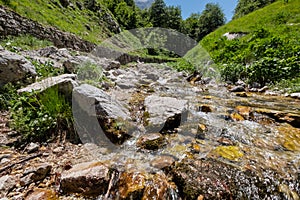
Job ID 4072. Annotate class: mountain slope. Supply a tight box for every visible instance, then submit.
[201,0,300,90]
[0,0,120,44]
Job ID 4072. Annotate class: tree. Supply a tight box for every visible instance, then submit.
[233,0,275,19]
[165,6,183,31]
[197,3,225,40]
[183,13,201,39]
[149,0,168,27]
[114,1,136,29]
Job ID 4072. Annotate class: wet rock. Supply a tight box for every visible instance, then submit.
[150,155,176,170]
[290,93,300,99]
[17,74,78,98]
[186,71,202,85]
[236,92,248,97]
[213,146,244,161]
[25,142,39,153]
[198,104,213,113]
[230,85,245,92]
[170,158,286,200]
[235,106,253,120]
[255,108,300,128]
[144,95,188,133]
[119,172,146,199]
[230,112,245,121]
[195,123,207,140]
[142,174,177,200]
[20,163,52,186]
[25,188,58,200]
[258,86,269,93]
[0,175,16,197]
[0,49,36,86]
[136,133,166,150]
[60,161,112,196]
[73,84,132,145]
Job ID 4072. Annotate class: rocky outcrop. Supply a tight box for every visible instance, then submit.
[73,84,132,145]
[0,48,36,86]
[144,95,188,133]
[0,6,95,52]
[17,74,78,98]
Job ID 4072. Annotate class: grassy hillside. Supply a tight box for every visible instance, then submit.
[201,0,300,91]
[0,0,118,43]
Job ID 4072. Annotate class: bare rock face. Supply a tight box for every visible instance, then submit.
[144,95,188,133]
[0,49,36,86]
[60,161,112,196]
[0,175,16,197]
[73,84,132,145]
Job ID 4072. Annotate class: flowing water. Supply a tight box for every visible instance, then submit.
[83,63,300,199]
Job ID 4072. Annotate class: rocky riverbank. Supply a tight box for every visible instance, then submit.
[0,46,300,199]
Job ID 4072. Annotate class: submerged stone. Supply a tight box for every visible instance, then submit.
[136,133,166,150]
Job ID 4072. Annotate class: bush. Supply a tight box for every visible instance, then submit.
[9,86,76,144]
[76,61,104,87]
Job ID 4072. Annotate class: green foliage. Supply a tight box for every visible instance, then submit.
[183,3,225,41]
[77,62,104,87]
[233,0,275,20]
[149,0,168,28]
[8,86,75,143]
[275,77,300,93]
[31,60,64,80]
[0,35,53,52]
[0,0,115,43]
[168,58,195,72]
[201,0,300,88]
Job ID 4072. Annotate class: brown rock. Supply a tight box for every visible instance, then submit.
[142,174,175,200]
[150,155,176,170]
[60,161,111,196]
[25,188,58,200]
[235,106,253,119]
[20,163,52,186]
[230,112,245,121]
[119,172,146,199]
[198,104,213,113]
[136,133,166,150]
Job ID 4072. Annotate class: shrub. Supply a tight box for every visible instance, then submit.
[9,86,77,144]
[76,61,104,87]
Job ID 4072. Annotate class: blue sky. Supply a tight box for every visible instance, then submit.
[164,0,238,21]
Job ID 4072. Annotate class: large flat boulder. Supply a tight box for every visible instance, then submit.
[60,161,111,196]
[17,74,78,98]
[144,95,188,133]
[73,84,132,145]
[0,49,36,86]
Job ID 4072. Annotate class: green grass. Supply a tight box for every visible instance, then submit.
[0,34,53,51]
[202,0,300,44]
[0,0,115,43]
[200,0,300,90]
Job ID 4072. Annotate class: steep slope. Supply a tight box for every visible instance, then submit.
[201,0,300,90]
[0,0,120,44]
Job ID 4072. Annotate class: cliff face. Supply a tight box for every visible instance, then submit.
[0,6,95,52]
